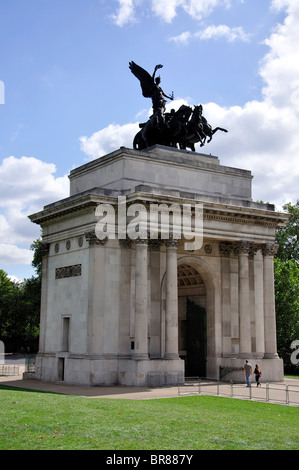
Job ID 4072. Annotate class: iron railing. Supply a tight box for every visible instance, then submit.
[178,377,299,406]
[25,355,36,373]
[0,364,20,376]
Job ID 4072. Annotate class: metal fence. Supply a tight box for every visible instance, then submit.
[25,355,36,373]
[178,377,299,406]
[0,364,20,376]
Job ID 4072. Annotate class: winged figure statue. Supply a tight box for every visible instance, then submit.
[129,61,174,129]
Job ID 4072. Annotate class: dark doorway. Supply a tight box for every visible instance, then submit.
[185,298,207,378]
[58,357,65,381]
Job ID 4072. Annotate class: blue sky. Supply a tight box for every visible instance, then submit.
[0,0,298,281]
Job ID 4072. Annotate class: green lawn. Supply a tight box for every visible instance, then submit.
[0,385,298,450]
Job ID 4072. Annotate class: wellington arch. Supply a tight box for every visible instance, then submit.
[29,146,289,386]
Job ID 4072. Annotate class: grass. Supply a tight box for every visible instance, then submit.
[0,385,298,450]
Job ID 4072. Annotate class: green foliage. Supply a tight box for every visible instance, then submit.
[275,201,299,373]
[276,200,299,264]
[274,259,299,364]
[0,270,20,345]
[30,238,44,279]
[0,270,40,352]
[0,237,42,352]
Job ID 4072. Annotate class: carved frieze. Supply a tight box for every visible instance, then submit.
[55,264,82,279]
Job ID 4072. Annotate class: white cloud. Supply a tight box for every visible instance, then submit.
[80,122,139,159]
[111,0,136,27]
[0,156,69,267]
[0,156,68,209]
[0,244,33,265]
[196,25,250,42]
[200,100,299,206]
[8,274,22,283]
[181,0,231,20]
[151,0,185,23]
[112,0,232,25]
[170,24,251,44]
[271,0,294,11]
[169,31,192,44]
[260,3,299,109]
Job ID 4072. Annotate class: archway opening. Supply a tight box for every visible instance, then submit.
[178,264,207,377]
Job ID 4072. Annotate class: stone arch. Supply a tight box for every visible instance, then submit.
[160,254,221,378]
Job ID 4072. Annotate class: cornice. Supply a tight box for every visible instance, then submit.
[29,188,289,231]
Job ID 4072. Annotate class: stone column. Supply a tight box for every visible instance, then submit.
[234,241,252,358]
[165,239,179,359]
[85,231,107,355]
[133,238,149,360]
[38,243,50,353]
[219,242,233,356]
[262,243,279,358]
[253,246,265,357]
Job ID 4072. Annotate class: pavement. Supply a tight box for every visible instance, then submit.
[0,363,299,405]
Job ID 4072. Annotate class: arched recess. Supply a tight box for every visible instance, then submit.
[177,256,221,378]
[160,255,221,378]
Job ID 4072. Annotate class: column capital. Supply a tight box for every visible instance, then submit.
[233,240,252,256]
[119,237,132,248]
[40,242,50,257]
[261,243,279,257]
[85,230,108,246]
[219,242,233,257]
[165,238,179,249]
[133,237,148,246]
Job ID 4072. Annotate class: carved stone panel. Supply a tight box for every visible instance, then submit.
[55,264,82,279]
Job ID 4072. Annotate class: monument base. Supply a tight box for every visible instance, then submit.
[219,357,284,383]
[35,353,184,387]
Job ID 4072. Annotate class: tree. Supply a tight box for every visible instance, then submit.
[0,238,43,353]
[0,270,20,347]
[30,238,44,279]
[274,258,299,369]
[275,201,299,373]
[276,200,299,264]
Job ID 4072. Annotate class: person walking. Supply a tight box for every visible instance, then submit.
[243,360,252,387]
[254,364,262,387]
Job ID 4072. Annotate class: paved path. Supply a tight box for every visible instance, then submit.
[0,369,298,406]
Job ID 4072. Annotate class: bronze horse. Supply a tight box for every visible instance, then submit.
[133,105,192,150]
[180,105,228,151]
